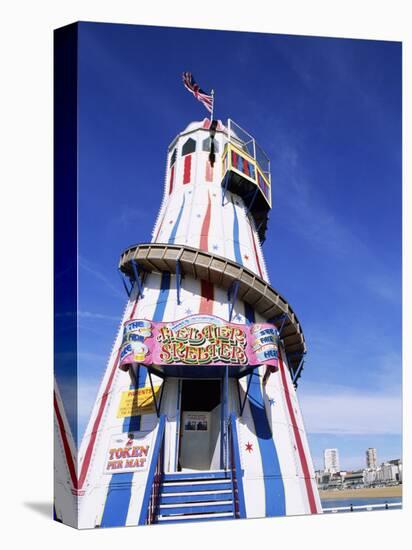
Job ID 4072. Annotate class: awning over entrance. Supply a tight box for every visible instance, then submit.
[146,363,258,380]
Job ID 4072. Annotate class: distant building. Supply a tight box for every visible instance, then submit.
[366,448,378,470]
[324,448,340,474]
[343,470,364,488]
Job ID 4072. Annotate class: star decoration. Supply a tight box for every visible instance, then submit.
[245,442,253,453]
[244,254,249,261]
[293,444,297,451]
[233,313,243,322]
[268,398,275,406]
[169,220,174,225]
[212,193,217,197]
[196,213,202,218]
[185,308,192,315]
[212,244,219,251]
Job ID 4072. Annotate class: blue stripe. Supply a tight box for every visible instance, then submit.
[244,303,286,517]
[168,194,186,244]
[152,271,171,321]
[100,473,134,527]
[232,198,242,264]
[101,274,171,527]
[122,366,147,432]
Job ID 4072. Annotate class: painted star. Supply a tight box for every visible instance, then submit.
[196,213,202,218]
[212,244,219,251]
[233,313,243,322]
[243,254,249,261]
[169,220,174,224]
[268,398,275,406]
[185,308,192,315]
[245,442,253,453]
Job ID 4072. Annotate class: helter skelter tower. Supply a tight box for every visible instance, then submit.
[55,115,322,528]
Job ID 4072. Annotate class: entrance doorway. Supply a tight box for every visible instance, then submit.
[178,380,221,471]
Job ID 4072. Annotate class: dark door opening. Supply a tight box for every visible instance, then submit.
[178,380,222,471]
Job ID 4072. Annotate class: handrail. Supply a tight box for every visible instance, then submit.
[138,414,166,525]
[228,413,246,519]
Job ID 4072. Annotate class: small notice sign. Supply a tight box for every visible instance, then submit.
[117,386,161,418]
[104,431,153,474]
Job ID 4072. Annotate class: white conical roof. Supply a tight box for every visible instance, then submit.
[180,118,227,134]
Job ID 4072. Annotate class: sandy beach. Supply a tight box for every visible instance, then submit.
[319,485,402,500]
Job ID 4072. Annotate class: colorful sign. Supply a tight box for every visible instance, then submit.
[104,431,153,474]
[119,314,278,371]
[117,386,161,418]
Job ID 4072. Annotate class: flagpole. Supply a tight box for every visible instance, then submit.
[210,89,215,121]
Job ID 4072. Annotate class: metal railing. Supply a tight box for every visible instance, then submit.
[323,502,402,514]
[227,119,271,182]
[142,414,166,525]
[228,413,246,519]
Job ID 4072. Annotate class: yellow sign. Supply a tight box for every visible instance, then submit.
[117,386,161,418]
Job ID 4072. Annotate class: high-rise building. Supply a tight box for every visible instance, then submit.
[324,448,340,473]
[366,448,378,470]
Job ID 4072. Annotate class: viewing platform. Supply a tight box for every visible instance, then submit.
[221,120,272,242]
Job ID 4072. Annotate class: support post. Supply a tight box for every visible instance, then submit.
[279,313,288,336]
[175,259,182,305]
[131,259,144,298]
[239,374,254,416]
[246,187,259,216]
[148,369,161,418]
[292,357,305,386]
[228,280,240,322]
[221,171,230,206]
[118,269,131,297]
[224,364,229,469]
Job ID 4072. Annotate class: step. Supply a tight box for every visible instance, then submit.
[157,512,233,524]
[162,470,230,482]
[161,481,232,493]
[159,502,234,516]
[160,492,232,505]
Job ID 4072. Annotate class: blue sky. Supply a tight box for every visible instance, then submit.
[69,22,402,470]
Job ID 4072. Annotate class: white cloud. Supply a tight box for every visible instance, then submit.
[299,384,402,436]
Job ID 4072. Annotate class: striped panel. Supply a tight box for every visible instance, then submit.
[54,392,77,489]
[231,197,242,265]
[278,353,318,514]
[199,280,214,315]
[205,160,213,182]
[199,191,211,251]
[248,223,264,279]
[183,155,191,184]
[168,194,186,244]
[244,303,286,517]
[168,165,175,194]
[101,273,172,526]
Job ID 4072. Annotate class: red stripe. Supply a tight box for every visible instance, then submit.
[243,158,249,176]
[78,300,140,489]
[278,354,318,514]
[77,351,120,489]
[168,165,175,194]
[249,225,264,279]
[205,160,213,182]
[183,155,191,184]
[199,192,211,251]
[199,280,214,314]
[54,392,78,489]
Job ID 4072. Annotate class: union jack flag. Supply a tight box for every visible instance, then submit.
[182,72,213,114]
